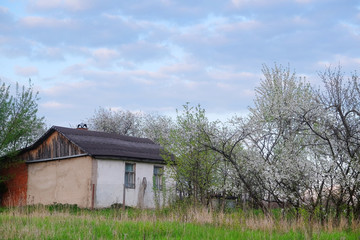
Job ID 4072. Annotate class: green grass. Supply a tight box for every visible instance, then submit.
[0,205,359,239]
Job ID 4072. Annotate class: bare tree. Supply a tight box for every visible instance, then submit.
[203,116,272,214]
[204,64,323,217]
[89,107,143,137]
[303,66,360,222]
[141,113,174,144]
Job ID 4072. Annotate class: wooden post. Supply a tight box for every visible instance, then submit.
[92,184,95,209]
[122,184,126,211]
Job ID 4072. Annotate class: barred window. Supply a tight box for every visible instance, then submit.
[153,166,164,190]
[125,163,135,188]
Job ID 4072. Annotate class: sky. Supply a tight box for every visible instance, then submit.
[1,0,360,127]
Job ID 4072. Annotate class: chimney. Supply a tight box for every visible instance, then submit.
[77,123,88,130]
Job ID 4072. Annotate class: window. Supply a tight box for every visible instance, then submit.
[153,166,164,190]
[125,163,135,188]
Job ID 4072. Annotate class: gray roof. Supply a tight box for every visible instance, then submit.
[28,126,165,163]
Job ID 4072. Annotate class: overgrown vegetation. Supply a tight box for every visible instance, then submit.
[0,80,45,201]
[2,64,358,234]
[0,204,359,239]
[88,64,360,225]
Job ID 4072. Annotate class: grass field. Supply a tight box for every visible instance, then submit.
[0,205,359,239]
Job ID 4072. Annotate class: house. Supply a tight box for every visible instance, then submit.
[1,125,174,208]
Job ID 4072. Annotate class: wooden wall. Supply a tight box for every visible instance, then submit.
[21,131,85,161]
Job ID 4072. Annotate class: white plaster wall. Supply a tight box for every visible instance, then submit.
[95,159,175,208]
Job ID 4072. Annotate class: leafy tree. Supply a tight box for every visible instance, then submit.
[0,80,44,157]
[161,103,220,205]
[0,80,44,185]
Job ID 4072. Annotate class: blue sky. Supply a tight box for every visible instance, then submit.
[1,0,359,127]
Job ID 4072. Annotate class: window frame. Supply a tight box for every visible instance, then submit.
[153,165,164,191]
[125,163,136,189]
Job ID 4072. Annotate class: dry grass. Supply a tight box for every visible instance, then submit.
[0,204,359,239]
[6,204,359,232]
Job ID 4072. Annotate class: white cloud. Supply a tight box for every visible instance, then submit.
[160,62,200,74]
[42,80,96,96]
[0,6,9,14]
[34,47,65,61]
[216,82,233,90]
[41,101,73,109]
[208,69,259,81]
[339,21,360,36]
[14,66,39,77]
[28,0,62,9]
[294,0,315,3]
[119,41,170,62]
[20,16,75,28]
[89,48,120,68]
[92,48,119,60]
[28,0,95,11]
[217,19,260,32]
[231,0,286,8]
[61,64,86,76]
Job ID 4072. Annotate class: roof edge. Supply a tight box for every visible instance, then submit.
[94,156,165,164]
[26,153,90,163]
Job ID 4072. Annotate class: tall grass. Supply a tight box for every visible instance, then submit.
[0,204,359,239]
